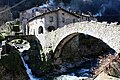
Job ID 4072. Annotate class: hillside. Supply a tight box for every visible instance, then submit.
[0,0,120,25]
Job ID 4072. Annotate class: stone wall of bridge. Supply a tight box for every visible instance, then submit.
[42,21,120,57]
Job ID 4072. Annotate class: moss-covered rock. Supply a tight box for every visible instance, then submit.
[0,44,29,80]
[0,33,5,42]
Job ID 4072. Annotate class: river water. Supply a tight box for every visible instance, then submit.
[21,56,41,80]
[11,40,96,80]
[20,50,96,80]
[21,54,94,80]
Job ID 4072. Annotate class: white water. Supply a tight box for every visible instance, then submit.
[18,43,41,80]
[54,68,90,80]
[54,75,88,80]
[21,56,40,80]
[9,39,91,80]
[9,40,41,80]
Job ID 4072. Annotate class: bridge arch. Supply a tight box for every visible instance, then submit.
[54,33,79,58]
[5,35,43,62]
[5,35,38,43]
[5,35,42,54]
[45,22,120,59]
[53,32,115,59]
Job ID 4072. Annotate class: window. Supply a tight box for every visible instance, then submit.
[87,17,90,21]
[49,16,53,22]
[32,14,34,17]
[73,19,76,23]
[33,29,35,35]
[62,17,65,23]
[38,26,43,34]
[81,16,83,20]
[36,8,38,11]
[12,25,20,32]
[32,9,34,13]
[47,26,55,32]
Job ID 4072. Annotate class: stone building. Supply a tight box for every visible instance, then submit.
[26,8,96,35]
[20,7,50,34]
[0,19,22,36]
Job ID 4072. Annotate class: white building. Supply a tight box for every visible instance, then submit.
[24,8,97,50]
[20,7,49,34]
[26,8,96,35]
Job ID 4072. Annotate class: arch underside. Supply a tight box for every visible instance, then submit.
[53,33,116,59]
[54,33,79,58]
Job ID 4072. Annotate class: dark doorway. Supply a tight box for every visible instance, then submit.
[47,26,55,32]
[38,26,43,34]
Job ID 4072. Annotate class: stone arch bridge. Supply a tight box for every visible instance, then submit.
[38,21,120,58]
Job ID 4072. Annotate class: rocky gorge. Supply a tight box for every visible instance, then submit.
[0,33,120,80]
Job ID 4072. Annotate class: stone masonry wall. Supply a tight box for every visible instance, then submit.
[43,21,120,56]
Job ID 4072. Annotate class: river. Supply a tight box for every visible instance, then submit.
[11,39,96,80]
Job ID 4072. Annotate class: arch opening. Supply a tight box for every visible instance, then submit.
[54,33,115,65]
[47,26,55,32]
[38,26,43,34]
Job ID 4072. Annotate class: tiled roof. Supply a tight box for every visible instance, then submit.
[28,8,92,22]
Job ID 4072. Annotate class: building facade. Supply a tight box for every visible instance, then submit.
[20,7,50,34]
[26,8,96,35]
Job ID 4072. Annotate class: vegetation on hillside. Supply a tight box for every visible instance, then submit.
[0,44,29,80]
